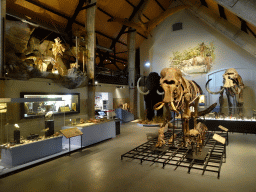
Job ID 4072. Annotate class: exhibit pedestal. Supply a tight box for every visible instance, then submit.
[62,121,116,149]
[1,136,63,167]
[115,108,134,123]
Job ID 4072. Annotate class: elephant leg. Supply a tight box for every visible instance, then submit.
[144,97,154,121]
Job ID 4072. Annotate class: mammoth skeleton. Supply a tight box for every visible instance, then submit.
[206,68,244,116]
[153,68,216,148]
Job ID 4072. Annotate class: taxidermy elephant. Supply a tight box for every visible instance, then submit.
[205,68,244,117]
[137,72,164,121]
[153,68,216,148]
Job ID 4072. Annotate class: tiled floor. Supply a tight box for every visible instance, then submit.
[0,122,255,192]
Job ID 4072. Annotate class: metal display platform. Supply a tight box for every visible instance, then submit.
[121,131,228,178]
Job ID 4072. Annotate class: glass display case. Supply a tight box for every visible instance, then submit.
[198,105,256,121]
[20,92,80,119]
[0,97,68,168]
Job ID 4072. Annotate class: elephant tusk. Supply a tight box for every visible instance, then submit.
[154,102,165,110]
[205,79,225,94]
[137,77,149,95]
[157,89,164,95]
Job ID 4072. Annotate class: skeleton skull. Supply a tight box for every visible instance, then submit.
[158,68,185,113]
[223,68,238,88]
[160,68,183,103]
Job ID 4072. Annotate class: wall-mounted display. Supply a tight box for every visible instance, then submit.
[170,42,215,74]
[20,92,80,119]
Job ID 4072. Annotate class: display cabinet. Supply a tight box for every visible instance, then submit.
[0,97,67,167]
[20,92,80,119]
[198,105,256,134]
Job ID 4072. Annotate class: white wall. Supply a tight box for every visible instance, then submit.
[95,83,129,99]
[139,9,256,118]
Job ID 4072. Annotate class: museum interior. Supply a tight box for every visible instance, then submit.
[0,0,256,191]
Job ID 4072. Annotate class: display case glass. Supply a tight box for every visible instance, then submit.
[198,105,256,121]
[20,92,80,119]
[0,98,67,168]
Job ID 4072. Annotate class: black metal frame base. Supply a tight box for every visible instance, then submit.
[121,131,227,178]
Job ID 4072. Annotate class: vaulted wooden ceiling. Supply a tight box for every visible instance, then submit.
[6,0,256,73]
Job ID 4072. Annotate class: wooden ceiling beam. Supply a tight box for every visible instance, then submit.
[96,31,127,46]
[137,32,147,39]
[81,2,96,10]
[125,0,150,21]
[218,4,227,20]
[238,17,248,34]
[65,0,86,33]
[247,26,256,38]
[97,7,113,18]
[24,0,127,46]
[154,0,165,11]
[110,0,146,49]
[98,7,147,40]
[25,0,70,20]
[200,0,208,7]
[125,0,135,8]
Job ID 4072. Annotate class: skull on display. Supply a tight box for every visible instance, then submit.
[223,68,239,88]
[160,68,183,103]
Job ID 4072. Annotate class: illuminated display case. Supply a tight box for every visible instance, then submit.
[20,92,80,119]
[198,105,256,134]
[0,97,67,167]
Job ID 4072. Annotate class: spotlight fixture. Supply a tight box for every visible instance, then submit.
[145,62,150,67]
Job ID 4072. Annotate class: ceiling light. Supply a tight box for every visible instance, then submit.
[145,62,150,67]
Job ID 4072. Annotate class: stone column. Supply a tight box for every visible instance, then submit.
[0,1,6,144]
[86,0,97,119]
[0,0,6,78]
[127,30,137,118]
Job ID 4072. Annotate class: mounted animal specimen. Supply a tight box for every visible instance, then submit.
[137,72,164,121]
[205,68,244,117]
[153,68,216,148]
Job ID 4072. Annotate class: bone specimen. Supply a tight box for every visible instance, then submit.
[206,68,244,117]
[153,68,215,148]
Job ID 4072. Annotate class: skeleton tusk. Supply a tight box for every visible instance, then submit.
[157,89,164,95]
[205,79,225,94]
[198,103,217,116]
[171,101,179,114]
[189,95,200,105]
[137,77,149,95]
[154,102,165,110]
